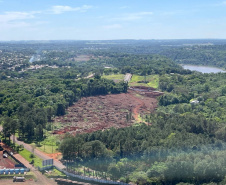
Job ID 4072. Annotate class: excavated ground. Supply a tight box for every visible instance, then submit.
[54,89,163,135]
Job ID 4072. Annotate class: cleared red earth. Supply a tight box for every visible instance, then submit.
[0,143,18,169]
[54,89,163,135]
[0,151,16,169]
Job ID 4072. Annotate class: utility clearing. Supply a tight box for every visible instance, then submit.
[54,89,163,135]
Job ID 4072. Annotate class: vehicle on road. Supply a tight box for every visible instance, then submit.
[3,153,8,158]
[13,176,25,182]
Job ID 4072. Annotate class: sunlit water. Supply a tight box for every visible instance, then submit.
[182,65,225,73]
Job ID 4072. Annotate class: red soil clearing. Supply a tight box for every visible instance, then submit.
[54,89,163,135]
[46,153,62,161]
[0,143,18,169]
[127,93,145,120]
[0,151,16,169]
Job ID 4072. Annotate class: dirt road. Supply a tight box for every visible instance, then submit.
[13,153,57,185]
[126,92,145,121]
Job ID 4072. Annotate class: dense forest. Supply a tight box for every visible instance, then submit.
[160,45,226,70]
[0,68,128,140]
[0,40,226,184]
[1,50,182,142]
[59,72,226,184]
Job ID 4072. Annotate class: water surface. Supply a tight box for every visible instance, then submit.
[182,65,225,73]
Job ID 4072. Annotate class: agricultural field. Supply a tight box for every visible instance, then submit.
[102,74,125,83]
[53,90,159,135]
[129,74,159,88]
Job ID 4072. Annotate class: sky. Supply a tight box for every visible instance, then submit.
[0,0,226,40]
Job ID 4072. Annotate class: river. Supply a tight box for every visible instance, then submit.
[181,65,225,73]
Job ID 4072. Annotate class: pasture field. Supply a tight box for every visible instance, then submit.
[102,74,124,82]
[129,74,159,88]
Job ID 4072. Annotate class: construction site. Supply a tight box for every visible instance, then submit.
[53,87,163,135]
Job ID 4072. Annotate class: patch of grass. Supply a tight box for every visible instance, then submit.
[120,109,129,112]
[18,148,42,167]
[44,167,66,178]
[102,74,124,82]
[38,145,58,154]
[129,75,159,88]
[147,75,159,88]
[135,93,142,98]
[129,75,145,83]
[138,114,142,122]
[132,123,142,127]
[36,135,59,154]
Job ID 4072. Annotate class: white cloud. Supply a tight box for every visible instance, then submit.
[119,6,130,9]
[0,11,43,31]
[113,12,153,21]
[50,5,92,14]
[103,24,122,29]
[213,1,226,6]
[0,11,38,23]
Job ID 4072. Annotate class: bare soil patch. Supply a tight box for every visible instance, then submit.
[68,55,106,62]
[54,90,161,135]
[0,179,39,185]
[0,142,18,169]
[46,153,62,161]
[0,151,17,169]
[73,55,92,62]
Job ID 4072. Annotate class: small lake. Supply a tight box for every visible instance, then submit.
[181,65,225,73]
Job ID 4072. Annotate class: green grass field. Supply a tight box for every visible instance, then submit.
[19,148,43,167]
[34,135,59,154]
[129,75,159,88]
[102,74,124,82]
[38,144,58,154]
[44,167,66,178]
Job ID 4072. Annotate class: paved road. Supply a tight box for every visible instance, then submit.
[124,73,132,82]
[12,136,66,169]
[13,153,57,185]
[0,125,57,185]
[0,125,65,169]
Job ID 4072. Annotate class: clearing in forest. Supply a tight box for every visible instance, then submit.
[129,74,159,88]
[69,55,107,62]
[70,55,94,62]
[102,74,125,83]
[54,90,160,135]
